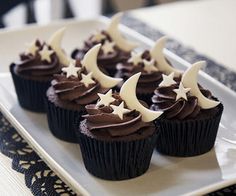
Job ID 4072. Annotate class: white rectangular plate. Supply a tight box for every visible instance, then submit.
[0,17,236,196]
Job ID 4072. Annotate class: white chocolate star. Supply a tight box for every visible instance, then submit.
[159,72,177,87]
[39,45,54,63]
[110,101,131,120]
[80,72,96,87]
[143,59,158,73]
[102,41,115,55]
[91,32,106,42]
[61,60,81,78]
[25,40,39,56]
[96,89,115,107]
[128,52,143,66]
[173,82,191,101]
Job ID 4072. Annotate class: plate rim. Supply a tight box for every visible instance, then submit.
[0,16,236,196]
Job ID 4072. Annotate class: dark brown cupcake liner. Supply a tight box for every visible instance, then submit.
[45,98,84,143]
[155,103,224,157]
[77,121,158,180]
[10,63,50,113]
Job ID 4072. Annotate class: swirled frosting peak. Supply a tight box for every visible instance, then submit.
[151,71,217,120]
[14,39,62,80]
[71,31,131,73]
[51,60,108,106]
[116,50,163,94]
[83,93,154,137]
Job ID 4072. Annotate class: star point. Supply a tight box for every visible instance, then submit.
[61,60,81,78]
[128,52,143,66]
[91,32,106,42]
[80,72,96,87]
[25,40,39,56]
[159,72,177,87]
[39,45,54,63]
[173,82,191,101]
[143,59,158,73]
[110,101,131,120]
[96,89,115,107]
[102,41,115,55]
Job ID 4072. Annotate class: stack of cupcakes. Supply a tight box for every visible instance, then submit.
[71,13,138,76]
[10,28,70,112]
[45,44,122,142]
[9,12,224,182]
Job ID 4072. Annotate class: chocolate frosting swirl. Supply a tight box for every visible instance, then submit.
[116,50,163,94]
[71,31,130,72]
[14,40,63,81]
[83,94,155,138]
[151,83,214,120]
[48,61,108,109]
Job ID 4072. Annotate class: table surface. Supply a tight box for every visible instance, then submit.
[0,0,235,195]
[0,155,32,195]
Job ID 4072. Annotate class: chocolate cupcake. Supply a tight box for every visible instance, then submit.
[77,73,163,180]
[151,61,223,157]
[115,36,182,106]
[45,44,122,142]
[71,13,138,76]
[10,28,70,112]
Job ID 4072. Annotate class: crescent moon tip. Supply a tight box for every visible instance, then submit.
[160,35,168,42]
[182,60,221,109]
[48,27,66,44]
[157,35,168,45]
[83,44,101,61]
[116,78,123,82]
[113,78,123,86]
[193,61,206,68]
[131,72,142,81]
[142,110,163,122]
[112,12,123,20]
[120,72,141,95]
[151,36,167,55]
[94,43,102,49]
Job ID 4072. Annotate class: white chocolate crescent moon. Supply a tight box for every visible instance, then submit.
[48,27,71,66]
[120,72,163,122]
[81,44,122,89]
[150,36,181,77]
[106,13,139,52]
[181,61,220,109]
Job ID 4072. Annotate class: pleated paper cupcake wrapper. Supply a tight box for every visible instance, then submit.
[77,124,158,180]
[155,104,224,157]
[45,98,84,143]
[10,64,50,113]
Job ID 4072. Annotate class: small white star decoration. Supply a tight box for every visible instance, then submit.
[159,72,177,87]
[128,52,143,66]
[143,59,158,73]
[102,41,115,55]
[96,90,131,119]
[39,45,54,63]
[61,60,81,78]
[173,82,191,101]
[80,72,95,87]
[96,90,115,107]
[25,40,39,56]
[110,101,131,120]
[91,32,106,42]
